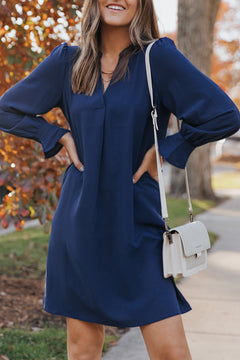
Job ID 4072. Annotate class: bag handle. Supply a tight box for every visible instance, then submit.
[145,40,193,225]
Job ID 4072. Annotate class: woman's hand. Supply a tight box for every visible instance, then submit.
[58,132,84,171]
[132,145,159,183]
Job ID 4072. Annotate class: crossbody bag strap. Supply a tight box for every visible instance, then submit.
[176,119,193,221]
[145,41,169,225]
[145,40,194,224]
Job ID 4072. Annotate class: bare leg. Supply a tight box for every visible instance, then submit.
[66,317,105,360]
[140,314,192,360]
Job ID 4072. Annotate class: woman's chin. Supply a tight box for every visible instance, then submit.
[101,19,131,27]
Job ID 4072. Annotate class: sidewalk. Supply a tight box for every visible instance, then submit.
[103,193,240,360]
[0,218,39,237]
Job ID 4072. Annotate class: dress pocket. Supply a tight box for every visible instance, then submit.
[133,171,164,227]
[62,162,74,185]
[142,171,159,187]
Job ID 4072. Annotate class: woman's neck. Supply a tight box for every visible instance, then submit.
[99,24,132,57]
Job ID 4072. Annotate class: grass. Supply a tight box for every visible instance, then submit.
[0,326,67,360]
[0,325,120,359]
[0,226,49,278]
[212,171,240,190]
[102,333,122,353]
[167,198,215,227]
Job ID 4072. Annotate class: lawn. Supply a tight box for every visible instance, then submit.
[0,326,68,360]
[0,197,216,359]
[0,325,120,360]
[0,225,49,278]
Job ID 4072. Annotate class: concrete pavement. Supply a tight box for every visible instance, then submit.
[103,193,240,360]
[0,218,39,237]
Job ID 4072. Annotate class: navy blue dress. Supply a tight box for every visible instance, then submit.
[0,37,239,327]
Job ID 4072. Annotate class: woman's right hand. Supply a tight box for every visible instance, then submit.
[58,132,84,172]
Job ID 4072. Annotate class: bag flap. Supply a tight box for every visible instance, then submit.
[170,221,211,257]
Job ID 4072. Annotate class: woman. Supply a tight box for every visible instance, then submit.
[0,0,240,359]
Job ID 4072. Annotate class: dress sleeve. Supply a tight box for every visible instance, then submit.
[151,37,240,169]
[0,42,71,159]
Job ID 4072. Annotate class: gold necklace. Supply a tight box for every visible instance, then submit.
[101,75,111,82]
[101,71,112,81]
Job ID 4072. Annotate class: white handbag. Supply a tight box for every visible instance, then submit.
[145,40,211,278]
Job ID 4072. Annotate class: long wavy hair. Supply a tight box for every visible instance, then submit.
[71,0,160,96]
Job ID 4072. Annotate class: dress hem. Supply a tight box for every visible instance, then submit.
[42,303,192,328]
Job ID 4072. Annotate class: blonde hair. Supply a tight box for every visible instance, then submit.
[71,0,160,96]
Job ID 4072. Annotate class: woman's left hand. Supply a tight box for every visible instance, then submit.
[132,145,159,183]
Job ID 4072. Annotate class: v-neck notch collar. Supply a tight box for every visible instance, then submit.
[98,43,134,58]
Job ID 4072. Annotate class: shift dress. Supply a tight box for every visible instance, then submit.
[0,36,240,327]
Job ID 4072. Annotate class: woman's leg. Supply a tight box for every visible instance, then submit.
[66,316,105,360]
[140,314,192,360]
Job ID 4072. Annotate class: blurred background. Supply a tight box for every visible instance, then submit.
[0,1,239,359]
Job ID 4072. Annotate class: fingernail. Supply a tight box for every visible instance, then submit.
[80,165,84,171]
[132,177,136,183]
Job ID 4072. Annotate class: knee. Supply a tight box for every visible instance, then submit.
[66,318,105,360]
[160,345,192,360]
[68,345,103,360]
[68,339,104,360]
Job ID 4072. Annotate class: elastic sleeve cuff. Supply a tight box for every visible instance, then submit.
[158,132,196,169]
[39,119,71,159]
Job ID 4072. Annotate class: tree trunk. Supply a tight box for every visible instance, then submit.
[169,0,221,199]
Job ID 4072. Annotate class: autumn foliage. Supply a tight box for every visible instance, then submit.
[0,0,82,232]
[212,1,240,108]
